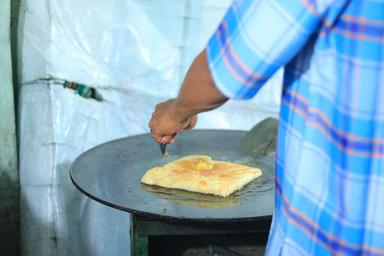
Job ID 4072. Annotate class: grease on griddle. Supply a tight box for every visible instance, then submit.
[142,184,238,208]
[140,174,272,209]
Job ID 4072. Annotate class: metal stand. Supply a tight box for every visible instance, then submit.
[130,214,272,256]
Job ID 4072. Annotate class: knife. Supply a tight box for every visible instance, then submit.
[160,143,168,157]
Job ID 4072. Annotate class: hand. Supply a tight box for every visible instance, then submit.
[149,99,197,144]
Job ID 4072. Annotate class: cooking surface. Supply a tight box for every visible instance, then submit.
[70,130,274,222]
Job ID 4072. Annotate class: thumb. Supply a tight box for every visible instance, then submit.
[160,134,177,144]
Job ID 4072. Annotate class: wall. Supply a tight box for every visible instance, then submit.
[17,0,282,255]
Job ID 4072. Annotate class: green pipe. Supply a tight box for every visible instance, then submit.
[0,0,20,254]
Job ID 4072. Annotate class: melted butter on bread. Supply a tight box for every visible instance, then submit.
[195,160,213,170]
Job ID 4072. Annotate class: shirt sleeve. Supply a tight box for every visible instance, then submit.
[206,0,332,100]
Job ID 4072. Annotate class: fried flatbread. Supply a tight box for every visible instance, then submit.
[141,155,262,197]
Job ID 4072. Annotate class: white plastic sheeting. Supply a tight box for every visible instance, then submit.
[18,0,282,255]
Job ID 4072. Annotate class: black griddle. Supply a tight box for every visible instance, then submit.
[70,130,274,222]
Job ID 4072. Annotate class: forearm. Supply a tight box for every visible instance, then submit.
[170,50,228,122]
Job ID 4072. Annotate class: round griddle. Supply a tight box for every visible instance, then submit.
[70,130,274,222]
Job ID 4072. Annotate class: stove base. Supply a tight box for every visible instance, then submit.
[131,215,271,256]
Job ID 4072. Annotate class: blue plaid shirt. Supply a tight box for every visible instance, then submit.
[206,0,384,255]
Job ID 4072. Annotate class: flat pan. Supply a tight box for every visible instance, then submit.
[70,130,274,222]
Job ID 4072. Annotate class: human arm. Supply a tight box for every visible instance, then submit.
[149,0,334,144]
[149,50,228,144]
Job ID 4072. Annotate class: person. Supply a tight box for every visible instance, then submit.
[149,0,384,254]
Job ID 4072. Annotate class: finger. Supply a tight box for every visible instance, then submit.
[151,132,164,144]
[151,131,175,144]
[155,136,164,144]
[184,115,198,130]
[148,120,161,133]
[148,118,155,130]
[160,135,174,144]
[170,134,177,144]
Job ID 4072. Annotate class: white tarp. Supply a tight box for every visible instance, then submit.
[18,0,282,255]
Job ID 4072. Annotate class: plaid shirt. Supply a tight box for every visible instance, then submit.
[206,0,384,255]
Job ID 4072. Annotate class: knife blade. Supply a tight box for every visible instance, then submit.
[160,143,168,157]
